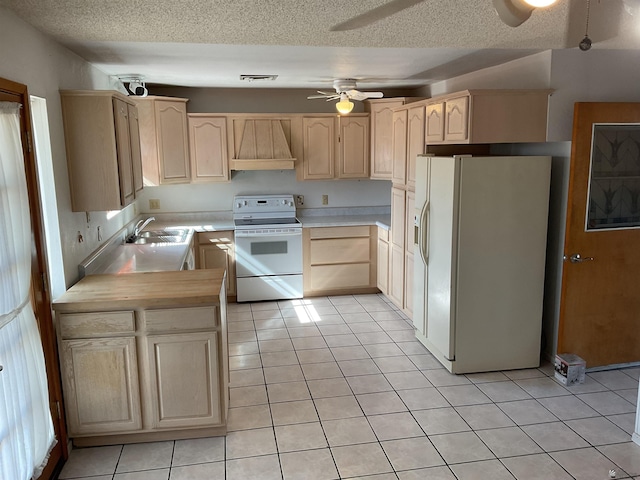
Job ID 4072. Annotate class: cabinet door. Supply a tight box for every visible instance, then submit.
[406,106,425,189]
[61,336,141,436]
[198,232,236,296]
[146,332,221,429]
[369,100,404,179]
[188,115,229,183]
[444,95,469,142]
[112,98,135,207]
[338,116,369,178]
[425,102,445,143]
[127,104,144,195]
[302,116,335,180]
[377,232,389,295]
[404,251,414,318]
[391,187,406,249]
[389,244,405,309]
[155,100,190,183]
[391,109,408,185]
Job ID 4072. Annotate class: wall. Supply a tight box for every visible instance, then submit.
[0,6,136,292]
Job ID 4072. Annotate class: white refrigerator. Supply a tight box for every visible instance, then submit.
[413,155,551,374]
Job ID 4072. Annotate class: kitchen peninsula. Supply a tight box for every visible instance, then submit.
[52,269,229,447]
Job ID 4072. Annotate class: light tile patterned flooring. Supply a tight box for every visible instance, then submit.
[59,294,640,480]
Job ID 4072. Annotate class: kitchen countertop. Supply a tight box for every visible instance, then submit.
[81,209,390,276]
[54,269,226,312]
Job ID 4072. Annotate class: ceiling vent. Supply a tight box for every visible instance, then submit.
[240,75,278,82]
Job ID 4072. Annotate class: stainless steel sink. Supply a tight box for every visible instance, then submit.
[127,229,189,245]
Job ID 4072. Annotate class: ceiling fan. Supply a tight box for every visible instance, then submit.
[329,0,559,31]
[307,79,384,114]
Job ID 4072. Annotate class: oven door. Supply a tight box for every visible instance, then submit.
[234,230,302,278]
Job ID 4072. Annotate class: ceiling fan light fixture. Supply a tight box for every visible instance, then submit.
[336,93,354,115]
[493,0,557,27]
[522,0,557,7]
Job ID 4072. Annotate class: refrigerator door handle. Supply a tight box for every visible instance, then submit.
[418,201,429,264]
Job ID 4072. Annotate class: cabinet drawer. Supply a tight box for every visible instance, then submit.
[143,306,218,333]
[310,237,370,265]
[198,231,234,245]
[310,264,371,290]
[309,225,370,239]
[59,311,135,339]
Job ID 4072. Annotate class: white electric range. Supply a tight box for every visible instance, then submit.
[233,194,303,302]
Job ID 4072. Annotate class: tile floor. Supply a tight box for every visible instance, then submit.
[58,294,640,480]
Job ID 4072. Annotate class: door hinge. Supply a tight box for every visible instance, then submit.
[55,401,61,420]
[41,272,48,293]
[25,130,33,153]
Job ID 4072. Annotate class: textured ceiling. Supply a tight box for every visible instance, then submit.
[1,0,639,89]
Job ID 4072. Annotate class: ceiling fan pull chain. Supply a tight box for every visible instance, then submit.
[579,0,592,51]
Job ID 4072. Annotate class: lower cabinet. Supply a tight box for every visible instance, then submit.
[57,305,227,445]
[197,231,236,297]
[61,335,142,436]
[146,332,221,429]
[303,226,377,296]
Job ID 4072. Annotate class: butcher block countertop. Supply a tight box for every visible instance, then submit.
[53,269,226,313]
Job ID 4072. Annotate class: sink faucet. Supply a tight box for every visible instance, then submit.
[134,216,155,236]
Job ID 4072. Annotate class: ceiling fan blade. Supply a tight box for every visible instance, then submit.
[307,95,329,99]
[330,0,426,31]
[347,90,384,101]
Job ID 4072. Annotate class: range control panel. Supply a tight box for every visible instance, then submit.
[233,195,296,216]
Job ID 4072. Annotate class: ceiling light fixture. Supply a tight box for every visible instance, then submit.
[493,0,558,27]
[335,93,354,115]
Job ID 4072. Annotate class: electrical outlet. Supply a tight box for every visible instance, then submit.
[149,199,161,210]
[295,195,304,207]
[322,194,329,205]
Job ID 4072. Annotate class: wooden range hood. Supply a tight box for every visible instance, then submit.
[229,117,298,170]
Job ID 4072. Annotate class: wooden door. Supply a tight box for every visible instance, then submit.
[113,98,135,207]
[559,102,640,368]
[391,109,408,185]
[406,106,425,189]
[444,96,469,142]
[369,100,404,179]
[338,115,369,178]
[60,337,142,435]
[127,104,144,196]
[425,102,444,143]
[1,78,68,478]
[155,99,190,183]
[377,229,389,294]
[146,332,221,428]
[389,187,406,308]
[302,116,335,179]
[188,115,229,182]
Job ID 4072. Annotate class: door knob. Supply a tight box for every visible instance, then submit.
[566,253,594,263]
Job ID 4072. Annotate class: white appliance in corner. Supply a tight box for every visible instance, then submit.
[413,154,552,374]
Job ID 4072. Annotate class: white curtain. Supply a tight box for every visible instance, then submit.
[0,102,55,479]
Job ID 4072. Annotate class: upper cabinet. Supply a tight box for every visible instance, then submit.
[391,102,425,189]
[365,98,406,179]
[365,98,424,180]
[188,114,229,183]
[60,91,143,212]
[299,114,370,181]
[134,97,190,185]
[424,90,551,144]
